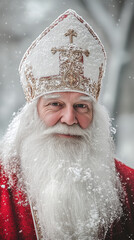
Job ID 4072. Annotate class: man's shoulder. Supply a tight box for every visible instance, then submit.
[115,159,134,192]
[115,159,134,179]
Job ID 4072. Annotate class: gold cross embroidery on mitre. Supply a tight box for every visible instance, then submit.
[65,29,77,43]
[51,29,90,87]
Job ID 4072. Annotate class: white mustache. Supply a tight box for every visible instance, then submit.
[41,123,90,138]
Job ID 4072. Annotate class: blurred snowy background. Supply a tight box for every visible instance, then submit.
[0,0,134,167]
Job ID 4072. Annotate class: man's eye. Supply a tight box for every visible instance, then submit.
[77,104,86,108]
[51,102,61,106]
[74,104,89,113]
[48,102,63,111]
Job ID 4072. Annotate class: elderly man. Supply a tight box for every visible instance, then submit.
[0,9,134,240]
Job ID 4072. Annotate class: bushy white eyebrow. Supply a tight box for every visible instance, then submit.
[43,94,61,100]
[79,96,92,102]
[43,93,92,102]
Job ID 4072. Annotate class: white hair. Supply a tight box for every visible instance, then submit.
[0,99,123,240]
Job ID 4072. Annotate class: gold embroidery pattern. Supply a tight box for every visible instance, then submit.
[51,29,90,90]
[24,66,37,102]
[24,64,103,102]
[96,63,104,100]
[32,204,44,240]
[23,29,104,102]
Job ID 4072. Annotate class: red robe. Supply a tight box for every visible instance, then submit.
[0,160,134,240]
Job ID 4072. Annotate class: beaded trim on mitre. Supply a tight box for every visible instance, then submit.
[19,9,106,102]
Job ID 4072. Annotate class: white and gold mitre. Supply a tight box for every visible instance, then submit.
[19,9,106,102]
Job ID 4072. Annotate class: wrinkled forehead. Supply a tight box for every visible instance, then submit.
[42,92,93,102]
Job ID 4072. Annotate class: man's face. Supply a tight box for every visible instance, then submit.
[37,92,93,134]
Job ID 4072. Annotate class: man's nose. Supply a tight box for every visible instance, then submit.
[60,106,78,125]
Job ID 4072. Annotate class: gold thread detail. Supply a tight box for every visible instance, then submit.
[32,204,44,240]
[23,64,101,102]
[65,29,77,43]
[23,29,103,102]
[96,63,104,100]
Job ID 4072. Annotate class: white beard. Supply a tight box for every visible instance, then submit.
[1,100,123,240]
